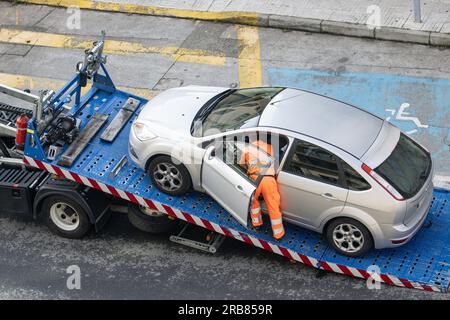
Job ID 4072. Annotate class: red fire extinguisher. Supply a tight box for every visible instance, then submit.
[15,114,29,150]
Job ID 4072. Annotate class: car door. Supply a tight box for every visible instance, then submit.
[277,139,348,230]
[201,142,256,226]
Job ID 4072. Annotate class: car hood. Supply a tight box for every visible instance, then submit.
[136,85,228,136]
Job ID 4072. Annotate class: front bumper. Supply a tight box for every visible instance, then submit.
[129,141,139,162]
[128,128,146,169]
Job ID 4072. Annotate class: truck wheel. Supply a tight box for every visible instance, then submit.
[42,195,92,239]
[128,202,177,234]
[325,218,373,258]
[148,155,191,196]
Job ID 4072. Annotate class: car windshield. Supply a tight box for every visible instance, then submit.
[192,87,284,137]
[374,133,431,199]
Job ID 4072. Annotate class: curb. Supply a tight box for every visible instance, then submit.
[266,15,449,47]
[14,0,450,47]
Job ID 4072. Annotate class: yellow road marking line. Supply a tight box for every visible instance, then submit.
[235,25,262,88]
[0,28,226,66]
[0,72,153,100]
[18,0,260,25]
[16,8,20,25]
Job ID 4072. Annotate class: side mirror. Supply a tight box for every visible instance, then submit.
[206,145,216,160]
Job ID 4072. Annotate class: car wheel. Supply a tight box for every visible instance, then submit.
[148,155,192,196]
[42,195,92,239]
[325,218,373,257]
[128,203,178,234]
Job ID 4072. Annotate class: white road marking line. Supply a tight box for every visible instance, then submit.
[433,175,450,190]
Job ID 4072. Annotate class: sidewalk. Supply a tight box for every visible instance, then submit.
[17,0,450,46]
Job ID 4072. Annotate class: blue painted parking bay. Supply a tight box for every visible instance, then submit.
[268,68,450,176]
[23,75,450,292]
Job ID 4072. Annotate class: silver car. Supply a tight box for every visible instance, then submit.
[129,86,434,257]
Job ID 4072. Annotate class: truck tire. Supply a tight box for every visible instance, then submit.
[41,195,92,239]
[325,217,373,258]
[148,155,191,196]
[128,202,177,234]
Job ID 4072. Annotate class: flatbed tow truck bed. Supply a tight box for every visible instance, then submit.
[0,34,446,293]
[21,78,450,293]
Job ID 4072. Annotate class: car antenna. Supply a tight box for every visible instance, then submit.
[270,92,304,105]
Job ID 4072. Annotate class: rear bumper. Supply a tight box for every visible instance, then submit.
[376,185,433,248]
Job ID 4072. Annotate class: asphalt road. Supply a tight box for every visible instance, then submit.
[1,211,449,300]
[0,2,449,299]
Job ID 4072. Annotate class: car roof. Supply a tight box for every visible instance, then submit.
[258,88,384,158]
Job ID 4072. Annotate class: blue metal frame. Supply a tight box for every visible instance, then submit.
[25,63,114,160]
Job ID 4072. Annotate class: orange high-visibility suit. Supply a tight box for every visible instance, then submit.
[241,140,285,240]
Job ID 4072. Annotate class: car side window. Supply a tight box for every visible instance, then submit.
[212,132,289,171]
[283,140,341,186]
[214,139,259,185]
[341,162,371,191]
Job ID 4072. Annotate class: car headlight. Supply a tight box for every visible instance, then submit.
[133,122,157,141]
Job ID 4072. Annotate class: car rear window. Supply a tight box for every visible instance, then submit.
[374,133,431,199]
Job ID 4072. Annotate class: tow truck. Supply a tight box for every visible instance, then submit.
[1,33,449,293]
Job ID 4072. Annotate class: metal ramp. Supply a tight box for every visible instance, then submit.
[22,86,450,293]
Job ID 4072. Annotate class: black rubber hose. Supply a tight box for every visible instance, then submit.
[0,138,11,158]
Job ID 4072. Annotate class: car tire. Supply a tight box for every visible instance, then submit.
[325,218,373,257]
[42,195,92,239]
[128,202,178,234]
[148,155,192,196]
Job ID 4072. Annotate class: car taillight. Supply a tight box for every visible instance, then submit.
[361,163,404,201]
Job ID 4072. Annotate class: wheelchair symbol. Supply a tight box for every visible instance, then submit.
[385,103,428,134]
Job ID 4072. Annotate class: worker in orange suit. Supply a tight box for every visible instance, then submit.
[241,136,285,240]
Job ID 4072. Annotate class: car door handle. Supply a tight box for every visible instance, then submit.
[235,185,244,193]
[321,193,337,200]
